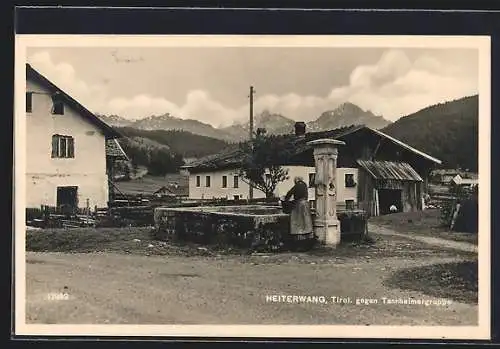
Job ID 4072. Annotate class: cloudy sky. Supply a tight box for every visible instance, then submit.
[27,46,478,128]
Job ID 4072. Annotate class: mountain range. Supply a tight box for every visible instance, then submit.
[108,95,479,174]
[97,102,392,142]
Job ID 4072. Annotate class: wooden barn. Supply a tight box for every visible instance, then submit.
[183,123,442,216]
[356,160,424,216]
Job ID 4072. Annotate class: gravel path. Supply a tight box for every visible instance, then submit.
[368,223,478,254]
[26,251,477,325]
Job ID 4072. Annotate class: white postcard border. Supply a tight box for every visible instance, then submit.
[14,34,492,340]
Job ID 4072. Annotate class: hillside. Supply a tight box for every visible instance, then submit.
[116,127,232,159]
[111,128,232,176]
[307,102,391,131]
[117,136,182,176]
[381,95,478,171]
[131,113,236,141]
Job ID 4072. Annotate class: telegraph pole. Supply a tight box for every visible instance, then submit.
[249,86,255,141]
[249,86,255,200]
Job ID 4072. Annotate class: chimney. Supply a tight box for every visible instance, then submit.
[294,121,306,136]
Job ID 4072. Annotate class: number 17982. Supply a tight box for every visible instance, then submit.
[47,292,69,301]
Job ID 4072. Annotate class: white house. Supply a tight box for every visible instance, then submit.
[451,174,479,188]
[25,63,124,210]
[181,123,442,216]
[186,166,359,207]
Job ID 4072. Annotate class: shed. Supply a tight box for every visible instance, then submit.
[356,160,424,216]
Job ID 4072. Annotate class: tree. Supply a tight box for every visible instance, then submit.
[238,133,291,198]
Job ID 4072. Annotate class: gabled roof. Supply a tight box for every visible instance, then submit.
[182,124,442,172]
[26,64,121,139]
[181,125,363,171]
[369,128,442,165]
[106,139,129,160]
[357,160,423,182]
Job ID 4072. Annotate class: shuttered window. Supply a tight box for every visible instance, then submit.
[51,135,75,158]
[308,173,315,187]
[51,94,65,115]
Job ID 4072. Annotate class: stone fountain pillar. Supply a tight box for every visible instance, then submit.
[307,138,345,247]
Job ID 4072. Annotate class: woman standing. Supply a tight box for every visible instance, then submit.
[283,176,315,250]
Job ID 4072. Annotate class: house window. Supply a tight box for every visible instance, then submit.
[51,135,74,158]
[206,176,211,187]
[308,173,316,187]
[234,195,240,201]
[196,175,201,187]
[26,92,33,113]
[222,175,228,188]
[345,199,355,210]
[345,173,356,187]
[233,175,239,188]
[51,94,64,115]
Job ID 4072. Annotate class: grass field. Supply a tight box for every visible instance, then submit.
[115,174,189,196]
[26,225,476,260]
[369,209,478,245]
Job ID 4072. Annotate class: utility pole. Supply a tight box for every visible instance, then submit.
[249,86,255,200]
[249,85,255,140]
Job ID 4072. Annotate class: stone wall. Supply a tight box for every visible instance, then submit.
[153,207,290,251]
[153,205,368,251]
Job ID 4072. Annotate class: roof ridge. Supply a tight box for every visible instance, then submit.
[26,63,121,139]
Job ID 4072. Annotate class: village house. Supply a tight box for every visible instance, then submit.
[431,169,478,186]
[450,174,479,191]
[181,122,442,216]
[25,63,127,211]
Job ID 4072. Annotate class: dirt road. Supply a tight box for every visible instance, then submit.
[368,224,478,253]
[26,251,477,325]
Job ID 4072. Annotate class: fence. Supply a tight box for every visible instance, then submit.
[26,205,104,228]
[26,197,364,229]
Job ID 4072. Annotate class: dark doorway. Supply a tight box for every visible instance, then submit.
[378,189,402,215]
[57,186,78,214]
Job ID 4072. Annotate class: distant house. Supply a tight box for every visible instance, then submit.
[25,63,125,210]
[431,169,461,185]
[431,169,478,185]
[181,123,442,216]
[451,174,478,189]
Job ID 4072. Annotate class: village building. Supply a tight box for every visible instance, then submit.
[431,169,478,186]
[450,174,479,190]
[25,63,127,211]
[181,123,442,216]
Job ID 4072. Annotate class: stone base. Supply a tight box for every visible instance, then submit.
[313,219,341,247]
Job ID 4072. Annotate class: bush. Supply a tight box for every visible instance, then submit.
[440,184,477,230]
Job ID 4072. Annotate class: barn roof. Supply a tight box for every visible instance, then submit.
[357,160,423,182]
[106,139,129,160]
[26,64,121,139]
[369,128,442,165]
[181,125,363,171]
[182,124,442,173]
